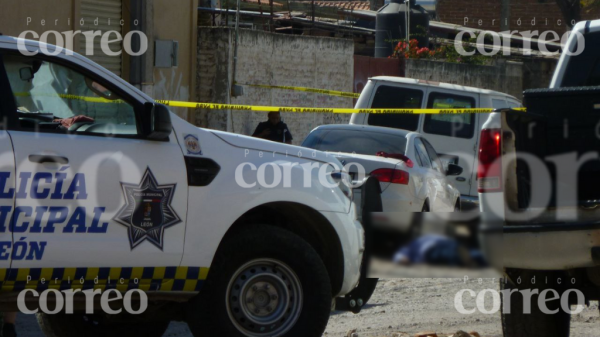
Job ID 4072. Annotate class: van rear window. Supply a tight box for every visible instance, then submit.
[367,85,423,131]
[423,92,476,139]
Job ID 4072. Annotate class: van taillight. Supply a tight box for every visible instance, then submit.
[478,129,502,193]
[370,168,409,185]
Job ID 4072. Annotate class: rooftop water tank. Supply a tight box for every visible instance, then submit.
[375,0,430,58]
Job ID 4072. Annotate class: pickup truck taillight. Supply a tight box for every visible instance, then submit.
[370,168,409,185]
[478,129,502,193]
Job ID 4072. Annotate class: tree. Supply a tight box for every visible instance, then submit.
[556,0,600,28]
[555,0,581,28]
[581,0,600,8]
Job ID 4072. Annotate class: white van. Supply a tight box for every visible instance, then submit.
[350,76,521,210]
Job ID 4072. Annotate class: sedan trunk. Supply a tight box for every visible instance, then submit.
[330,153,402,192]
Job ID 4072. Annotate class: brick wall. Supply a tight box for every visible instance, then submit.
[196,28,354,145]
[438,0,600,34]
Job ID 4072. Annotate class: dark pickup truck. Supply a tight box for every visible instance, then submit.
[478,20,600,337]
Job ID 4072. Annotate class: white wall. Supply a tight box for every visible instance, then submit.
[196,28,355,144]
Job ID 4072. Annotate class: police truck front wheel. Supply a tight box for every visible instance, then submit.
[186,225,332,337]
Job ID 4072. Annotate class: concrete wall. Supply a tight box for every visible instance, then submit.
[150,0,199,121]
[404,58,557,101]
[521,58,557,94]
[405,59,524,100]
[0,0,76,46]
[0,0,199,122]
[196,27,354,145]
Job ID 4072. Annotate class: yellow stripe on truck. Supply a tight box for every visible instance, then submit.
[0,266,209,292]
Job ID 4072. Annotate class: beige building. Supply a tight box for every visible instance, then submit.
[0,0,199,121]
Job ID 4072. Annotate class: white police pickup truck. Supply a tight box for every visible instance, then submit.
[0,36,364,337]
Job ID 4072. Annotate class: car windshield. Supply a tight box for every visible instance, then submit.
[302,129,407,156]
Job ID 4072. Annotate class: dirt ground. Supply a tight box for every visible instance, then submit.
[324,278,600,337]
[13,278,600,336]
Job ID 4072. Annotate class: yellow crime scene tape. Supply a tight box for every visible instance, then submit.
[14,92,124,104]
[14,92,526,114]
[238,83,361,99]
[155,100,526,114]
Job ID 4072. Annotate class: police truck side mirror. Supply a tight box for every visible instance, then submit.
[19,67,34,81]
[146,103,173,141]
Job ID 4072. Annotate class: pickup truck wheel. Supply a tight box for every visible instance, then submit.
[500,270,571,337]
[36,313,170,337]
[186,225,331,337]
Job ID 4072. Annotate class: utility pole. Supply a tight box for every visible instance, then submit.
[269,0,274,32]
[501,0,510,31]
[311,0,315,35]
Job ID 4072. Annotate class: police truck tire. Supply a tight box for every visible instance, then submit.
[500,269,571,337]
[356,176,382,306]
[36,313,170,337]
[186,225,332,337]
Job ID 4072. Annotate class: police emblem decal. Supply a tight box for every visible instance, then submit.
[114,168,181,250]
[183,134,202,155]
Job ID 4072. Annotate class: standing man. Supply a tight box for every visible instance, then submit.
[252,111,293,144]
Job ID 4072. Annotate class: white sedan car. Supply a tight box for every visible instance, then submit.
[302,124,461,213]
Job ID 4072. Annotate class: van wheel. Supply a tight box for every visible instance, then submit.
[186,225,331,337]
[36,313,169,337]
[454,200,461,212]
[501,269,571,337]
[422,200,430,212]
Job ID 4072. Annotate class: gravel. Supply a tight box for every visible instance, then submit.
[324,278,600,337]
[13,278,600,336]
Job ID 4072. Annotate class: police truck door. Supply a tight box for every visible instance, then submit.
[0,54,16,275]
[1,53,188,274]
